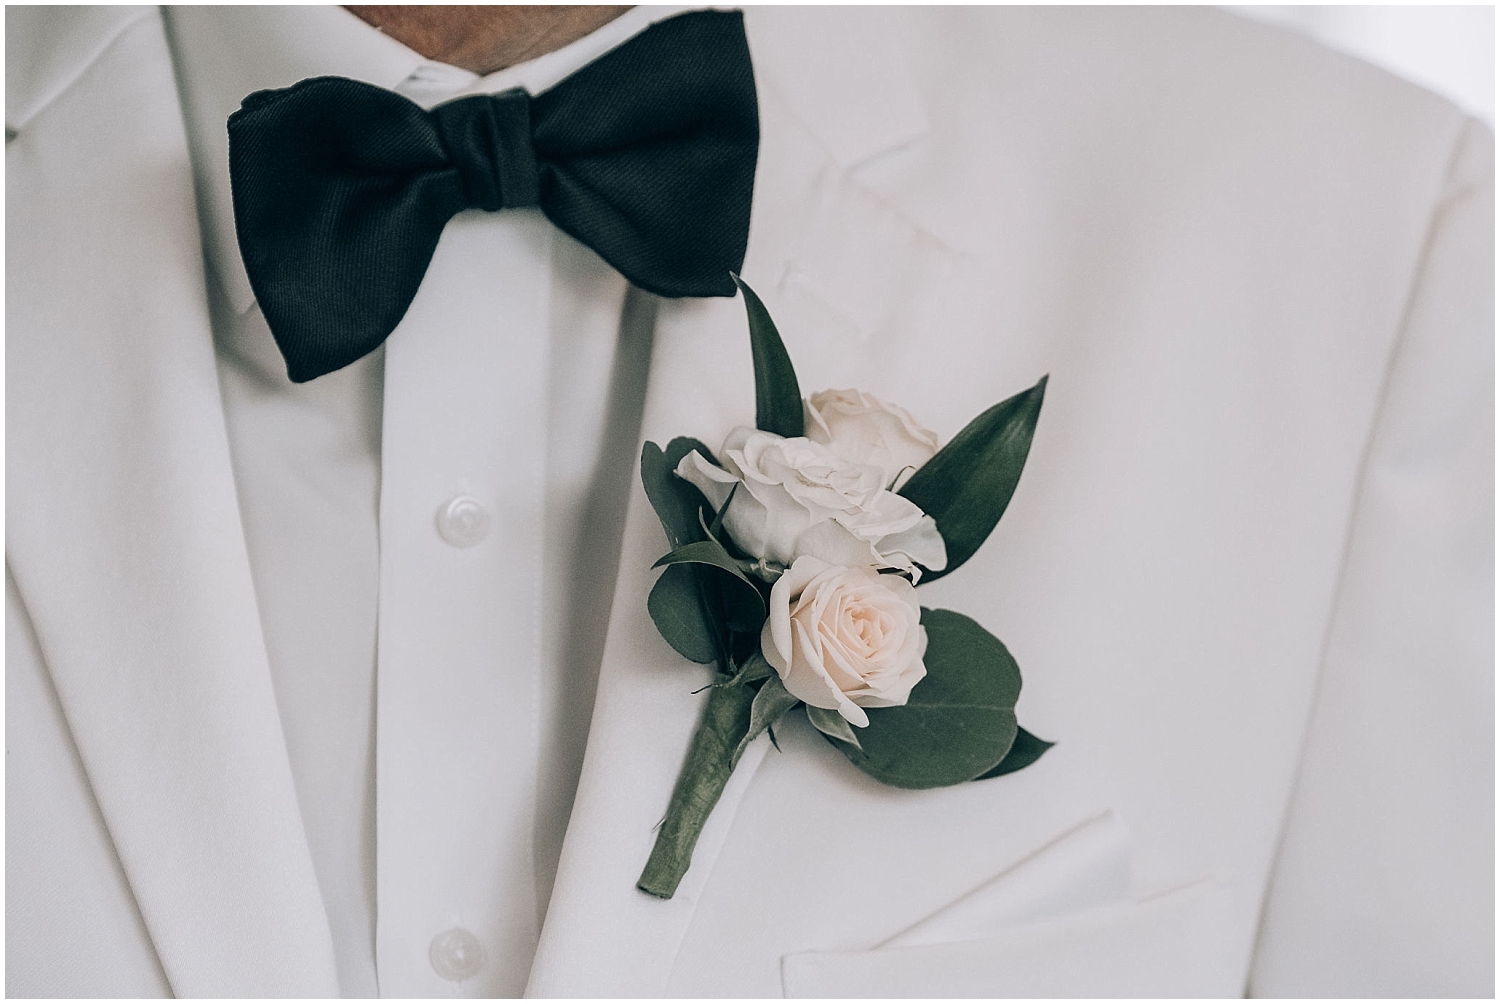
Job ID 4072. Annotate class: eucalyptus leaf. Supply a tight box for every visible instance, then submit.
[805,704,862,750]
[822,608,1021,788]
[647,564,718,664]
[714,582,767,637]
[974,726,1054,780]
[686,505,764,639]
[732,275,804,439]
[641,437,717,549]
[734,674,802,763]
[653,539,759,586]
[722,649,775,687]
[899,376,1047,581]
[652,538,767,633]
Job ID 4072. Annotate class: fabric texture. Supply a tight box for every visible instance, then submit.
[169,6,678,995]
[1248,114,1495,997]
[227,9,757,382]
[5,6,1492,998]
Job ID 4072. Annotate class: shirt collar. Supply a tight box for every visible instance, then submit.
[166,5,695,315]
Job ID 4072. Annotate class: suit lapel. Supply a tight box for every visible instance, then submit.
[526,9,956,995]
[5,10,338,997]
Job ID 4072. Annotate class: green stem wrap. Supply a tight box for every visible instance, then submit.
[637,679,756,899]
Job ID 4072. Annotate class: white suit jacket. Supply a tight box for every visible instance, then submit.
[6,6,1493,998]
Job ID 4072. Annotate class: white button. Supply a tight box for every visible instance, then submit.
[436,495,491,548]
[429,927,485,982]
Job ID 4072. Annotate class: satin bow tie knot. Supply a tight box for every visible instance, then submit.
[228,10,758,382]
[432,92,540,211]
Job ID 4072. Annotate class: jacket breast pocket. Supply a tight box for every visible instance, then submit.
[779,811,1240,997]
[780,880,1239,998]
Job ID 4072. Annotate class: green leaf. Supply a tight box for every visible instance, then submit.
[647,564,718,664]
[734,674,802,763]
[974,726,1054,780]
[733,275,804,439]
[805,705,862,750]
[641,438,717,549]
[653,539,758,585]
[721,649,775,688]
[697,504,756,568]
[644,440,742,664]
[821,608,1022,789]
[652,538,767,633]
[898,376,1047,580]
[707,482,736,539]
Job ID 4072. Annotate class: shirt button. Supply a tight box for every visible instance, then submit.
[429,927,485,982]
[436,495,491,548]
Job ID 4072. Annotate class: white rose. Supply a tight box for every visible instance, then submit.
[675,427,947,576]
[761,556,928,727]
[805,388,941,491]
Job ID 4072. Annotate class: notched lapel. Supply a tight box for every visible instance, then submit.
[745,7,964,363]
[5,11,337,997]
[529,14,963,994]
[4,5,149,133]
[526,294,772,998]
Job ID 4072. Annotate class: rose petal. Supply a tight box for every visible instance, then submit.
[805,388,941,490]
[762,558,925,730]
[875,514,948,573]
[674,450,738,509]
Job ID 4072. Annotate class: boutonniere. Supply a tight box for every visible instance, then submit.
[637,278,1051,898]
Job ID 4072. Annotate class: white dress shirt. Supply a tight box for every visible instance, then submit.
[164,6,687,996]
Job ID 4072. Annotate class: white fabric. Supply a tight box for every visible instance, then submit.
[166,6,677,996]
[881,810,1133,947]
[5,6,1492,999]
[781,879,1239,998]
[8,8,341,993]
[1248,114,1496,997]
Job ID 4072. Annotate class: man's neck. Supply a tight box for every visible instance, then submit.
[343,6,631,75]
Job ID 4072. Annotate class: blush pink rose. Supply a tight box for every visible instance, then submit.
[761,555,928,727]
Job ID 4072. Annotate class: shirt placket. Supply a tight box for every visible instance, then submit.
[374,208,554,997]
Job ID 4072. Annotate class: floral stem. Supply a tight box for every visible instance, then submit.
[637,678,757,899]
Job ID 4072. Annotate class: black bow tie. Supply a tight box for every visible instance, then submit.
[228,10,758,383]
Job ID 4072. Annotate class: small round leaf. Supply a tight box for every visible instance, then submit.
[826,607,1021,788]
